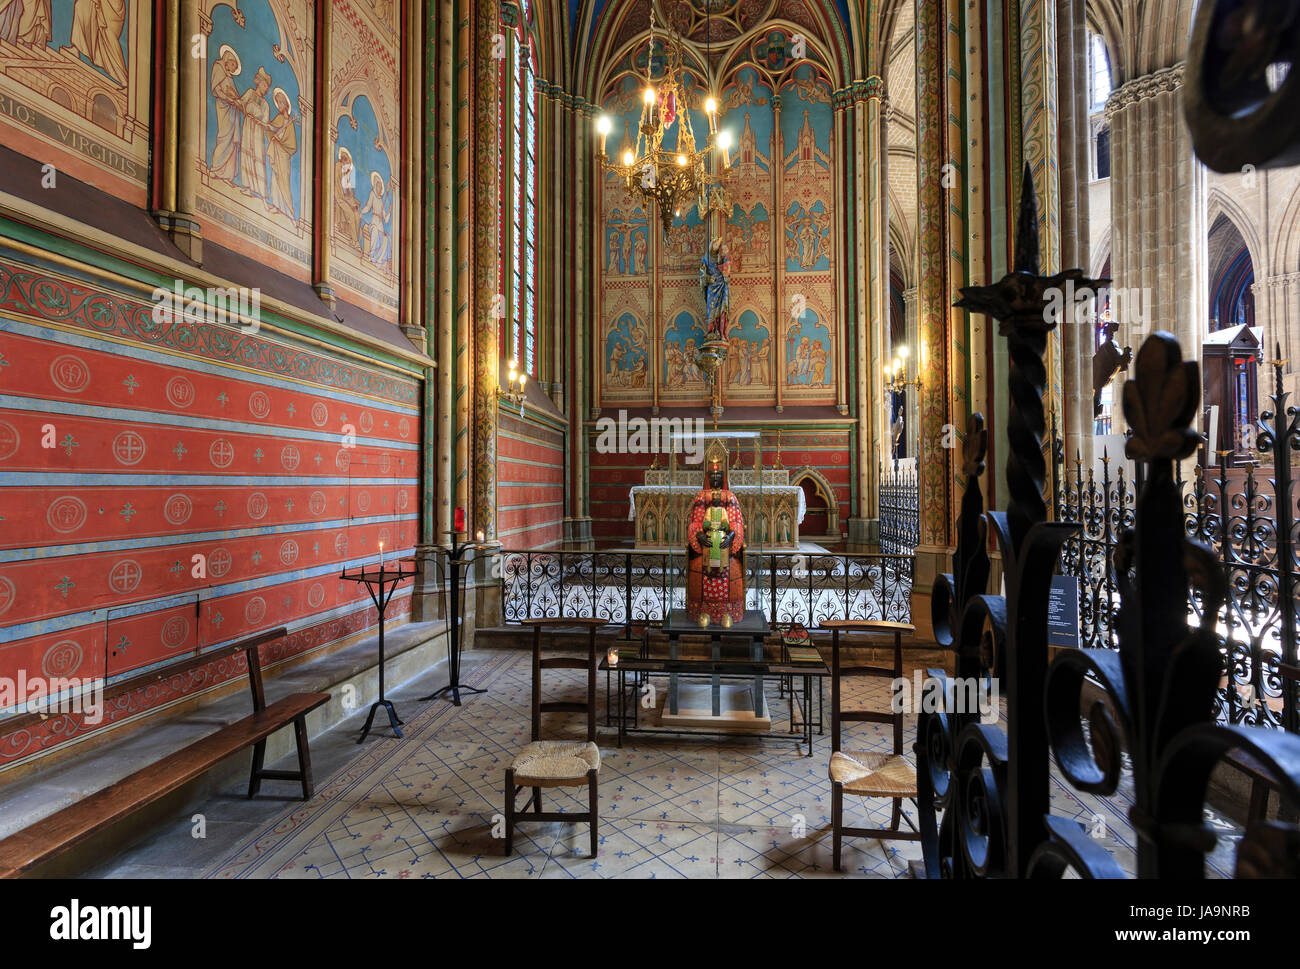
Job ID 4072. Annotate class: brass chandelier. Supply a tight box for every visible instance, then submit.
[595,3,731,235]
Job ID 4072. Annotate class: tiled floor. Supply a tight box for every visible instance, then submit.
[87,647,1238,879]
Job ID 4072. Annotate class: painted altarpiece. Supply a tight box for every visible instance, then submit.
[595,33,837,413]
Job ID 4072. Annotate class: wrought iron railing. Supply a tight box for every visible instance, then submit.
[1056,403,1300,732]
[499,549,913,631]
[879,462,919,555]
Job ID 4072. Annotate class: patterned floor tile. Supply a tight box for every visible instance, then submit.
[193,647,1231,879]
[541,816,719,879]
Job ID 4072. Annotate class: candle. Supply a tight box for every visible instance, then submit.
[378,541,384,569]
[476,529,485,544]
[607,647,619,668]
[454,506,465,533]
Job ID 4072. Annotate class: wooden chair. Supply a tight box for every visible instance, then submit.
[504,618,607,857]
[820,619,921,871]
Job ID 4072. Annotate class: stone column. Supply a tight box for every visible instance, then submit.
[1057,0,1094,468]
[912,0,956,591]
[1105,63,1208,434]
[565,97,595,549]
[1259,272,1300,401]
[471,0,502,625]
[903,286,920,460]
[847,77,888,550]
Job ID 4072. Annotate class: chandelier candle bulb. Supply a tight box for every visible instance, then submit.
[597,115,611,155]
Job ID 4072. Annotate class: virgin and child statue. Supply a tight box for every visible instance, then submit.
[699,237,732,341]
[685,452,746,627]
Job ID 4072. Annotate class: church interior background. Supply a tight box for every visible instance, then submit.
[1,0,1299,893]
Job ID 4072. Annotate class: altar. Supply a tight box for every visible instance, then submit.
[629,466,805,549]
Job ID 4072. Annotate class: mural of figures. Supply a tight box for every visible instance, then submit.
[328,0,399,318]
[267,87,299,217]
[785,199,831,270]
[726,310,770,386]
[728,202,770,260]
[238,66,273,199]
[786,313,832,387]
[198,0,311,275]
[664,312,706,388]
[0,0,148,200]
[334,95,394,274]
[70,0,127,86]
[0,1,53,47]
[596,35,836,410]
[209,45,243,182]
[605,313,649,389]
[604,207,648,275]
[360,171,393,267]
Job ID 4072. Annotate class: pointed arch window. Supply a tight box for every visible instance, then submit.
[498,5,538,378]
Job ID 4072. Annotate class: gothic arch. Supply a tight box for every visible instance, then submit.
[1270,179,1300,277]
[791,465,839,534]
[582,0,856,103]
[1086,0,1194,84]
[1091,225,1111,278]
[1206,188,1265,285]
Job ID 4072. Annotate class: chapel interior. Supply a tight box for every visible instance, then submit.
[0,0,1299,882]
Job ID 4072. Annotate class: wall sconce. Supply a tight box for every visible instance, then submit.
[885,345,922,394]
[716,129,732,168]
[499,359,527,415]
[597,115,611,157]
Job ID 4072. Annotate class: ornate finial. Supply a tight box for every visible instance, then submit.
[1013,161,1040,275]
[1122,333,1204,464]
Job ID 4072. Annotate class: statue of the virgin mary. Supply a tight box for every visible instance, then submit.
[685,442,746,627]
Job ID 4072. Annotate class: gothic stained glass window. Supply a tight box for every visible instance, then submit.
[500,20,538,378]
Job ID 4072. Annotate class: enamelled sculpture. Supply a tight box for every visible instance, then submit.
[685,444,746,627]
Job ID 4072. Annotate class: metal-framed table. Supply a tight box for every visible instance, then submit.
[662,608,769,718]
[341,559,418,743]
[600,651,829,756]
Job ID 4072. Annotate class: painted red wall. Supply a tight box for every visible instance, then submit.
[496,410,564,549]
[0,256,421,766]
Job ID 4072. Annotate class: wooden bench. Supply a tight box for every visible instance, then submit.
[0,628,329,878]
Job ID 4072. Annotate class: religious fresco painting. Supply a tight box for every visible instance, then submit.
[0,0,151,203]
[605,204,648,275]
[726,308,772,387]
[779,62,834,403]
[785,308,832,387]
[604,311,649,390]
[596,47,836,410]
[597,71,653,405]
[715,64,774,400]
[329,0,400,320]
[662,310,706,389]
[197,0,313,279]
